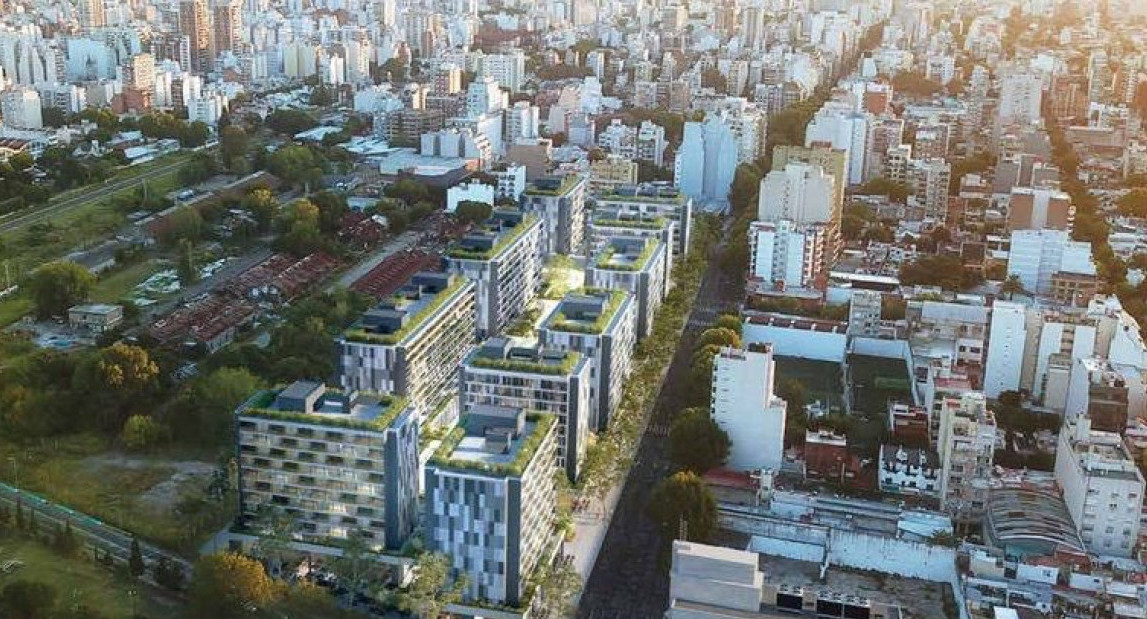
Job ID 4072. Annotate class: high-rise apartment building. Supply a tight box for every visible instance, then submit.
[235,381,419,551]
[675,116,738,207]
[78,0,106,29]
[338,272,477,421]
[179,0,213,73]
[710,345,787,473]
[0,87,43,129]
[213,0,242,54]
[539,290,637,430]
[586,237,669,339]
[1007,229,1097,296]
[937,392,996,523]
[522,175,589,256]
[748,220,829,292]
[757,163,837,225]
[461,338,592,480]
[424,408,558,607]
[444,211,543,338]
[593,184,692,255]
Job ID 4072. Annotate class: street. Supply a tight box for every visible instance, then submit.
[576,226,740,618]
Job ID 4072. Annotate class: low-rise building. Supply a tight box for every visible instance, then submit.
[68,303,124,333]
[424,407,558,608]
[878,444,940,497]
[585,237,668,339]
[235,381,419,551]
[444,211,543,338]
[461,338,592,480]
[338,272,477,424]
[539,290,637,430]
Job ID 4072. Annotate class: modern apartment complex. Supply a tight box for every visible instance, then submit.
[338,271,477,423]
[585,237,669,339]
[424,407,558,607]
[444,210,543,338]
[539,290,637,430]
[587,210,678,268]
[1055,415,1145,558]
[461,337,592,481]
[235,381,419,551]
[594,183,694,255]
[521,174,589,256]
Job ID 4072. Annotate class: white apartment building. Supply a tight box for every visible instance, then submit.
[235,381,420,551]
[461,338,592,481]
[586,237,669,339]
[539,290,637,430]
[480,50,526,92]
[445,182,495,213]
[710,345,787,473]
[997,70,1044,128]
[491,164,527,201]
[805,105,869,185]
[444,211,542,338]
[676,116,738,206]
[0,87,43,129]
[338,272,477,424]
[748,220,829,291]
[983,300,1029,398]
[504,101,539,142]
[1055,416,1145,558]
[1007,229,1097,296]
[938,392,997,523]
[424,408,558,607]
[757,163,837,224]
[907,158,951,221]
[522,175,589,256]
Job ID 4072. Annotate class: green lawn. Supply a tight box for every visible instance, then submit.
[0,295,32,327]
[0,435,225,555]
[91,260,163,303]
[774,357,845,413]
[848,354,912,416]
[0,537,172,618]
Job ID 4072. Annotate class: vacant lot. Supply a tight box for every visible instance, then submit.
[0,537,172,618]
[774,356,845,413]
[848,354,912,416]
[0,435,226,553]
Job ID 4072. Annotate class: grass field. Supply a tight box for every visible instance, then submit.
[774,356,845,413]
[0,295,32,327]
[91,260,164,303]
[0,435,221,554]
[848,354,913,416]
[0,537,171,618]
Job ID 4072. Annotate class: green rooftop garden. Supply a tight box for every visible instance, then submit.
[596,188,686,205]
[592,216,667,229]
[343,276,469,346]
[430,413,556,477]
[593,239,658,272]
[547,289,628,334]
[445,214,538,261]
[469,350,581,376]
[239,388,411,432]
[524,175,581,197]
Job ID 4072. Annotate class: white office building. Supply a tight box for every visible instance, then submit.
[1007,229,1097,296]
[710,345,787,473]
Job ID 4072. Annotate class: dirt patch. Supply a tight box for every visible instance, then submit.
[82,453,216,512]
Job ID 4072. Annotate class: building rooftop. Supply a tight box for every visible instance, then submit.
[595,182,686,204]
[239,381,410,431]
[467,337,583,376]
[344,271,467,345]
[446,211,537,261]
[984,485,1086,557]
[543,289,629,335]
[1062,417,1143,482]
[431,407,555,476]
[593,237,659,272]
[524,174,582,197]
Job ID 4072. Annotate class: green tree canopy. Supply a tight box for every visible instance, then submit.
[0,580,58,619]
[647,471,718,542]
[220,125,250,171]
[25,261,95,318]
[454,200,492,225]
[188,553,281,618]
[398,553,467,619]
[669,408,731,474]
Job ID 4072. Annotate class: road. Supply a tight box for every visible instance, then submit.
[0,482,191,571]
[0,157,192,234]
[577,225,741,618]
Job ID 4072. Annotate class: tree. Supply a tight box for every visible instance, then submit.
[309,84,337,106]
[122,415,164,452]
[891,70,944,97]
[532,560,582,619]
[129,538,146,579]
[454,200,492,225]
[276,198,323,255]
[1117,189,1147,217]
[54,520,80,557]
[267,145,323,190]
[700,68,728,92]
[176,239,198,285]
[188,553,280,619]
[384,178,431,205]
[689,343,722,393]
[899,254,971,290]
[856,177,910,203]
[646,472,718,542]
[158,206,203,246]
[669,408,731,474]
[266,109,318,135]
[154,556,186,591]
[0,580,58,619]
[695,327,741,350]
[1000,274,1025,299]
[75,343,160,431]
[714,314,742,335]
[398,553,467,619]
[180,121,211,148]
[25,261,95,318]
[164,367,265,448]
[219,125,250,171]
[242,187,279,232]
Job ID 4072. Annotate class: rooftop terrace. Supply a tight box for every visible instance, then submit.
[544,289,628,335]
[240,381,409,431]
[431,407,555,476]
[344,271,467,345]
[446,211,537,261]
[594,237,658,272]
[467,337,582,376]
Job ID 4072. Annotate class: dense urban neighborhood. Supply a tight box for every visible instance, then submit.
[1,0,1147,617]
